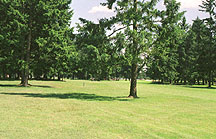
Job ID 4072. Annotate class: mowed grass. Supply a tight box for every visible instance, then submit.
[0,80,216,139]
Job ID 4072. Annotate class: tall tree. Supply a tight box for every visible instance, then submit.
[146,0,185,84]
[199,0,216,87]
[104,0,159,98]
[0,0,24,79]
[0,0,73,85]
[190,18,209,85]
[75,18,113,80]
[33,0,74,81]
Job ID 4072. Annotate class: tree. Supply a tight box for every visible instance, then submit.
[104,0,159,98]
[0,0,73,85]
[146,0,185,84]
[190,18,209,85]
[33,0,74,81]
[0,0,25,80]
[175,17,190,84]
[75,18,113,80]
[199,0,216,87]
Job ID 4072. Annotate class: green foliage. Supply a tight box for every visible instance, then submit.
[75,19,113,80]
[0,0,75,81]
[103,0,160,96]
[147,0,185,83]
[199,0,216,87]
[147,0,216,85]
[1,0,215,88]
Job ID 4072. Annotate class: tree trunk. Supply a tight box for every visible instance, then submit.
[58,74,61,81]
[2,68,6,80]
[20,52,25,84]
[22,21,32,87]
[129,63,138,98]
[197,79,200,85]
[128,0,138,98]
[72,73,75,80]
[208,71,212,88]
[208,80,211,88]
[21,69,25,85]
[43,74,47,80]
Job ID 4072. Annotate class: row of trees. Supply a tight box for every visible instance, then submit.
[0,0,215,97]
[147,0,216,88]
[0,0,74,86]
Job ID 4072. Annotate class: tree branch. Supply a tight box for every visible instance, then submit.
[137,61,146,74]
[108,26,127,37]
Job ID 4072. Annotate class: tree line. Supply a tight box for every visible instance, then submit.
[0,0,215,97]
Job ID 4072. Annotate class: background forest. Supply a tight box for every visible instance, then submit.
[0,0,215,92]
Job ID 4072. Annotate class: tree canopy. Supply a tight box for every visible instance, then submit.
[0,0,215,95]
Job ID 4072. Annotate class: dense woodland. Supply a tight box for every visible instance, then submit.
[0,0,215,97]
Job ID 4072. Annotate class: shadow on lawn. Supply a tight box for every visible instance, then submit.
[138,81,170,85]
[0,84,52,88]
[0,92,130,101]
[187,86,216,89]
[139,82,216,89]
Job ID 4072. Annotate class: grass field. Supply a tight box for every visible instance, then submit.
[0,80,216,139]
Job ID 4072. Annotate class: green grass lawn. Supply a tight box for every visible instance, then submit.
[0,80,216,139]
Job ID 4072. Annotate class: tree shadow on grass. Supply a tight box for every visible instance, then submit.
[138,81,170,85]
[186,86,216,89]
[138,82,216,89]
[0,92,130,101]
[0,84,52,88]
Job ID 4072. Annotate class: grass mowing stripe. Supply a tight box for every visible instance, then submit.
[0,80,216,138]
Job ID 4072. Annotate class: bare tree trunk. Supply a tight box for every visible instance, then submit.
[161,79,164,84]
[2,68,6,80]
[208,71,212,88]
[58,73,61,81]
[22,21,32,87]
[208,81,211,88]
[20,54,25,85]
[129,63,138,98]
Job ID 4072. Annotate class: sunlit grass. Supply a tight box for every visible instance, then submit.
[0,80,216,138]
